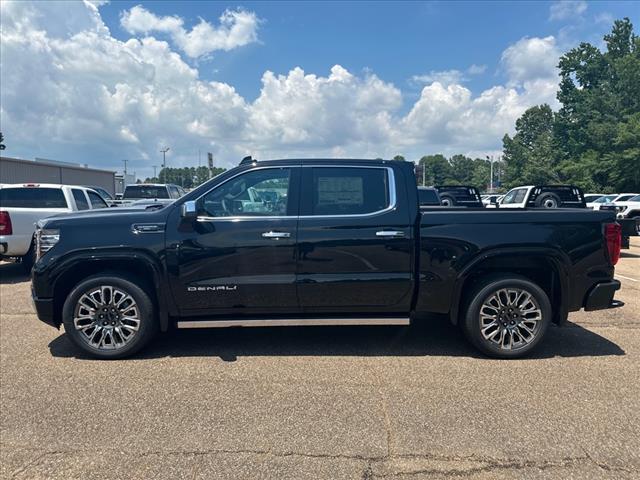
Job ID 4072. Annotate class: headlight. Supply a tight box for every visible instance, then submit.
[36,228,60,260]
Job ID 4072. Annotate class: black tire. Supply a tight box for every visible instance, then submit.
[440,195,456,207]
[62,274,157,359]
[535,193,561,209]
[21,241,36,273]
[461,275,552,359]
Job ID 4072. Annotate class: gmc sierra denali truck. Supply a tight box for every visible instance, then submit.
[31,158,624,359]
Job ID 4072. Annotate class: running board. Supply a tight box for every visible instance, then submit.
[177,317,410,329]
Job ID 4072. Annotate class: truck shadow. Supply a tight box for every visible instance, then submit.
[48,317,625,361]
[0,262,29,285]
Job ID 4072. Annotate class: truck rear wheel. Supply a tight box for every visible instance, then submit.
[462,275,551,358]
[62,274,157,359]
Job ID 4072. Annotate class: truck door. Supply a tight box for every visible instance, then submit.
[166,166,301,316]
[296,165,414,313]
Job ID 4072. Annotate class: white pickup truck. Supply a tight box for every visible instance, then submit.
[0,184,109,269]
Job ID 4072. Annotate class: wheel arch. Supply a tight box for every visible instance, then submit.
[50,251,171,331]
[449,248,569,326]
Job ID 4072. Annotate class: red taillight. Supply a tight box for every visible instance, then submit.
[0,211,12,235]
[605,223,621,265]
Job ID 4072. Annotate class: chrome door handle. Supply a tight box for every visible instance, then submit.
[262,231,291,239]
[376,230,405,237]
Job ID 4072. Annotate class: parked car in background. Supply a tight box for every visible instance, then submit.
[612,195,640,234]
[590,193,638,210]
[0,183,109,270]
[32,158,624,359]
[497,185,585,209]
[434,186,484,207]
[481,194,503,206]
[584,194,606,203]
[114,183,186,206]
[586,194,617,209]
[417,187,441,207]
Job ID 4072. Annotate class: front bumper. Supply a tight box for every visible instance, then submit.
[31,290,58,328]
[584,280,623,311]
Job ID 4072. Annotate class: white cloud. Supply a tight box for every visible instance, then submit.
[467,64,487,75]
[549,1,587,21]
[0,1,562,175]
[500,36,560,86]
[411,69,466,86]
[120,5,259,58]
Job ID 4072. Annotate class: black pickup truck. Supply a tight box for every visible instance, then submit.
[32,158,624,359]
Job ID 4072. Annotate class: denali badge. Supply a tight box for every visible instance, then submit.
[188,286,238,292]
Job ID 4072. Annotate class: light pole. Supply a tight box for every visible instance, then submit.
[122,159,128,176]
[160,147,170,182]
[486,155,494,193]
[152,165,158,179]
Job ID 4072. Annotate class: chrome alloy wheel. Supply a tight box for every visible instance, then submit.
[73,285,141,350]
[479,288,543,351]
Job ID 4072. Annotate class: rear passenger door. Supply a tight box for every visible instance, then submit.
[296,165,414,313]
[71,189,90,211]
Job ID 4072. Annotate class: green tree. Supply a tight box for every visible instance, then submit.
[419,154,454,185]
[553,18,640,191]
[392,155,406,161]
[502,104,560,188]
[449,155,475,184]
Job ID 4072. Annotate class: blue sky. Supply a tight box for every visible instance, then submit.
[98,1,637,102]
[1,1,638,176]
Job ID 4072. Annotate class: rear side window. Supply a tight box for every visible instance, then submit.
[0,188,67,208]
[72,189,90,210]
[87,191,109,209]
[309,167,389,216]
[168,185,180,198]
[123,186,170,199]
[418,189,440,205]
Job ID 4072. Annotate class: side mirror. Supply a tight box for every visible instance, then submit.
[181,200,197,218]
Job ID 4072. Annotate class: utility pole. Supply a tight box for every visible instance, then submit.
[422,163,426,186]
[160,147,170,183]
[122,159,128,175]
[487,155,494,193]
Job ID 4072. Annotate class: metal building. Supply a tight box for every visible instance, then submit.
[0,156,116,195]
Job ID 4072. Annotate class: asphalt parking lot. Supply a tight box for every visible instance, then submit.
[1,239,639,479]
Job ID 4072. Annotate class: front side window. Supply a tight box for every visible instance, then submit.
[72,189,90,210]
[200,168,291,217]
[502,188,527,204]
[310,167,389,216]
[87,191,109,209]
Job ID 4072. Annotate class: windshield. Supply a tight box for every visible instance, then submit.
[593,195,617,203]
[123,185,169,199]
[630,195,640,202]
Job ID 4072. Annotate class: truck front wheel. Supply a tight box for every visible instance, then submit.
[462,276,552,358]
[62,274,157,359]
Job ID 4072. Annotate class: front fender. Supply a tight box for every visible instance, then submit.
[32,247,172,331]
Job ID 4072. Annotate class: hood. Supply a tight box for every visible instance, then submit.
[38,204,173,229]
